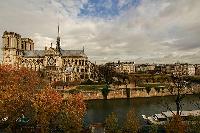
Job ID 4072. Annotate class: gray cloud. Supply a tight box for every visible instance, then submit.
[1,0,200,64]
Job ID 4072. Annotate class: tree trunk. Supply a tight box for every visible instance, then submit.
[176,97,180,115]
[103,95,107,100]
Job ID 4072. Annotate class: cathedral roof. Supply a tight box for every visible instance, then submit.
[61,50,87,57]
[23,50,45,57]
[23,49,87,58]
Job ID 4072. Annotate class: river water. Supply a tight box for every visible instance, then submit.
[84,95,199,126]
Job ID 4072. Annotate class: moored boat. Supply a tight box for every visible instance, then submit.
[142,109,200,125]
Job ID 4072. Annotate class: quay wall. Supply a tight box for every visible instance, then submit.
[62,84,200,100]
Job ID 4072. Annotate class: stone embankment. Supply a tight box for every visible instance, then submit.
[79,84,200,100]
[62,83,200,100]
[80,88,171,100]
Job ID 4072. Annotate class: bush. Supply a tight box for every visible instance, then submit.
[81,79,95,85]
[104,112,120,133]
[145,86,151,94]
[154,86,160,93]
[187,116,200,133]
[123,109,140,133]
[126,88,131,98]
[101,85,110,99]
[165,115,187,133]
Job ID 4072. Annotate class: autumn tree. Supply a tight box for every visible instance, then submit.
[0,65,87,132]
[123,109,140,133]
[51,94,86,133]
[32,87,62,133]
[165,115,187,133]
[104,112,120,133]
[0,65,46,129]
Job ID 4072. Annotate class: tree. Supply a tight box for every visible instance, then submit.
[119,72,130,98]
[98,64,116,84]
[123,109,140,133]
[52,94,86,133]
[0,65,86,132]
[0,65,46,129]
[165,115,187,133]
[184,76,200,109]
[32,87,62,133]
[104,112,120,133]
[166,73,191,115]
[101,84,110,99]
[187,116,200,133]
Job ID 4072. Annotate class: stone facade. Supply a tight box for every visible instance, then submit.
[107,61,135,74]
[1,29,93,83]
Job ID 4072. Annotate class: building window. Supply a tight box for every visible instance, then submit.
[25,42,27,50]
[17,39,19,49]
[85,74,89,79]
[80,75,84,79]
[7,37,9,47]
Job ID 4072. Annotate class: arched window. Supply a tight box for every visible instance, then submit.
[7,37,9,48]
[25,42,27,50]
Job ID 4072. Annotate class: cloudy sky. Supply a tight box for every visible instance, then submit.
[0,0,200,64]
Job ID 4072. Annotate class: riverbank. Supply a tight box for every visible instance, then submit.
[62,83,200,100]
[79,87,198,100]
[84,95,200,127]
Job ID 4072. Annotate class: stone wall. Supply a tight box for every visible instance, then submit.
[81,86,199,100]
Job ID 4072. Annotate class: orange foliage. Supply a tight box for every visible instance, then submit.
[62,94,86,127]
[0,65,44,124]
[166,114,187,133]
[33,87,62,128]
[0,65,86,132]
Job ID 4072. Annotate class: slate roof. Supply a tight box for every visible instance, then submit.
[61,50,87,57]
[23,50,45,57]
[23,49,87,58]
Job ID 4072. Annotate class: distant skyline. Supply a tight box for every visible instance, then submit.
[0,0,200,64]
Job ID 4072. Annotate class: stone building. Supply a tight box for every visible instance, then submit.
[1,27,93,82]
[107,61,135,74]
[174,63,195,76]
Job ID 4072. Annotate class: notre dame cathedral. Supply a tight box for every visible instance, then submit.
[1,26,94,83]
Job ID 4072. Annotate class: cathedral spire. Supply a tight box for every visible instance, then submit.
[58,23,60,37]
[56,23,61,52]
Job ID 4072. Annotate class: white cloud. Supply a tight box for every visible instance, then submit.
[1,0,200,64]
[118,0,129,8]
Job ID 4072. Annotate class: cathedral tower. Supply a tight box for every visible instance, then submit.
[2,31,22,65]
[1,31,34,65]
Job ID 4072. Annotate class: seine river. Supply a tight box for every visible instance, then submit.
[84,95,199,126]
